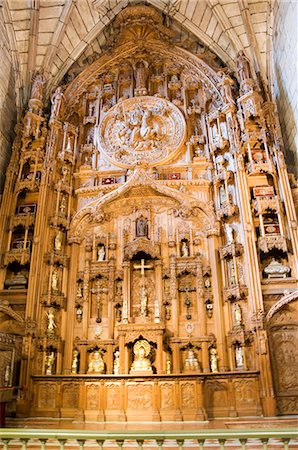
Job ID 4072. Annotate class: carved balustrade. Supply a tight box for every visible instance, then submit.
[217,201,239,219]
[247,160,275,174]
[9,213,36,230]
[4,248,31,266]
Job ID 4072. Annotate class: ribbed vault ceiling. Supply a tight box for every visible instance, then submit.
[1,0,274,106]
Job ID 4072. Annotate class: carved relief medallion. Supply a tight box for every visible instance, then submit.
[98,96,186,167]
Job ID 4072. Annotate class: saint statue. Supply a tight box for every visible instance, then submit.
[217,71,234,105]
[59,196,66,214]
[136,217,148,237]
[51,269,59,292]
[47,309,56,334]
[45,351,55,375]
[181,241,189,257]
[166,358,171,375]
[134,60,148,91]
[97,245,105,261]
[219,185,227,205]
[4,365,11,387]
[234,303,242,325]
[235,345,244,368]
[236,50,252,83]
[130,340,152,373]
[228,260,237,286]
[50,86,64,119]
[225,223,234,244]
[66,137,72,152]
[210,347,218,373]
[31,71,45,101]
[140,285,148,318]
[87,351,105,374]
[113,351,120,375]
[71,349,79,374]
[54,230,63,252]
[154,298,160,323]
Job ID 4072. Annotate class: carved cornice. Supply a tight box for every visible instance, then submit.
[219,243,244,260]
[124,237,160,261]
[223,284,248,302]
[251,196,280,215]
[4,249,31,266]
[258,235,290,253]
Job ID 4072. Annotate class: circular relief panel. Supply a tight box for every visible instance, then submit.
[97,96,186,168]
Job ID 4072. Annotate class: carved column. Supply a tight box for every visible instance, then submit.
[201,341,209,373]
[155,260,163,318]
[206,226,228,371]
[195,257,206,335]
[122,261,131,322]
[156,332,164,374]
[62,239,80,374]
[169,255,179,335]
[119,333,126,374]
[106,343,114,374]
[108,260,116,339]
[172,341,181,373]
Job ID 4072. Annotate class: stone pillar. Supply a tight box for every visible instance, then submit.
[206,226,228,371]
[106,343,114,374]
[62,239,80,374]
[108,260,115,339]
[195,257,206,336]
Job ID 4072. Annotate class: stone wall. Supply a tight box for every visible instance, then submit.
[0,8,17,194]
[273,0,298,176]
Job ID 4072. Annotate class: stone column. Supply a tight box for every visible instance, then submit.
[106,343,114,374]
[108,260,115,339]
[156,332,164,374]
[172,341,181,373]
[206,226,228,371]
[154,260,163,318]
[62,239,80,374]
[195,257,206,336]
[119,333,126,374]
[201,341,209,373]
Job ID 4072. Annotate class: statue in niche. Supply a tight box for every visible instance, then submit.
[219,185,227,205]
[87,351,105,374]
[181,240,189,257]
[77,283,83,298]
[235,344,244,368]
[154,298,160,323]
[113,351,120,375]
[134,60,148,91]
[71,349,79,374]
[54,230,63,252]
[225,223,234,244]
[136,217,148,237]
[66,137,72,152]
[47,308,56,334]
[184,348,200,372]
[234,303,242,325]
[166,357,172,374]
[228,260,237,286]
[51,269,59,292]
[4,365,11,387]
[59,195,66,214]
[50,86,64,119]
[45,351,55,375]
[140,285,148,318]
[130,340,152,372]
[97,245,105,261]
[210,347,218,373]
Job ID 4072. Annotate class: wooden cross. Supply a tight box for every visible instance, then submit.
[133,259,153,277]
[178,283,196,320]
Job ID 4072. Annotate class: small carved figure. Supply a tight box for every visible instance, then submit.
[236,51,252,83]
[51,269,59,292]
[217,71,234,104]
[136,217,148,237]
[140,285,148,318]
[87,351,105,374]
[225,223,234,244]
[154,298,160,323]
[50,86,64,118]
[166,357,171,374]
[234,303,242,325]
[71,349,79,374]
[131,340,152,372]
[77,284,83,298]
[47,309,56,334]
[134,60,148,91]
[219,185,227,205]
[210,347,218,373]
[66,137,72,152]
[181,240,189,257]
[97,245,105,261]
[235,345,244,368]
[228,260,237,286]
[113,351,120,375]
[4,365,11,387]
[31,71,44,101]
[59,196,66,214]
[54,230,63,251]
[45,351,55,375]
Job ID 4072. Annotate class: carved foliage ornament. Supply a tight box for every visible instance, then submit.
[97,96,186,168]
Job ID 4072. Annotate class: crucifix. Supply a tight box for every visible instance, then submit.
[178,283,196,320]
[90,279,108,323]
[133,259,153,318]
